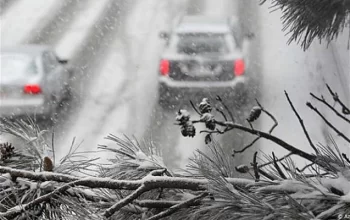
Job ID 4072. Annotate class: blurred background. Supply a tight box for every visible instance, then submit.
[1,0,349,170]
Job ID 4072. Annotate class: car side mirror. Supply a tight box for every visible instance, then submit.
[159,31,170,40]
[245,32,255,40]
[56,56,68,64]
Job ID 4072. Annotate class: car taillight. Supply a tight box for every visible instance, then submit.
[234,59,245,76]
[23,84,42,94]
[160,59,170,76]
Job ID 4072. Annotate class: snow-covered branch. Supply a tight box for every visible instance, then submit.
[0,85,349,219]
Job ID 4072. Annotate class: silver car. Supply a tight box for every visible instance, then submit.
[158,16,254,109]
[0,45,72,121]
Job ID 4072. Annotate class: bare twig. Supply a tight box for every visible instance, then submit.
[256,99,278,134]
[190,100,202,116]
[326,84,350,115]
[296,163,315,173]
[258,152,293,169]
[285,91,318,154]
[234,99,278,155]
[215,107,228,121]
[342,153,350,164]
[200,129,225,135]
[134,199,201,209]
[233,137,259,156]
[310,93,350,124]
[213,120,317,164]
[104,184,148,218]
[251,152,260,182]
[258,168,276,181]
[147,192,208,220]
[272,152,287,179]
[306,102,350,143]
[216,95,234,122]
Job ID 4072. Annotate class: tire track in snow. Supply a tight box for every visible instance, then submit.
[128,0,206,168]
[0,0,18,15]
[1,0,69,46]
[26,0,83,45]
[75,0,189,160]
[54,0,111,60]
[0,0,111,148]
[54,0,133,159]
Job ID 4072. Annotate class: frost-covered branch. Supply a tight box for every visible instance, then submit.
[147,192,208,220]
[0,86,349,219]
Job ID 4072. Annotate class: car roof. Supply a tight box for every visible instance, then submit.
[1,44,52,57]
[175,16,231,34]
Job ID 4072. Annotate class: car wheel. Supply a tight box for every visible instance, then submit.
[63,83,72,101]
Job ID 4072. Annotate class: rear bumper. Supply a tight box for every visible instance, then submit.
[0,98,52,119]
[158,76,249,107]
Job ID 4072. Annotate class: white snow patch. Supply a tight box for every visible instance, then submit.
[56,40,127,161]
[321,173,350,195]
[201,0,236,16]
[125,0,189,139]
[55,0,110,60]
[1,0,61,46]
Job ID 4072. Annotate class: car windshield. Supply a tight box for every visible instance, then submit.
[176,33,228,55]
[0,54,38,81]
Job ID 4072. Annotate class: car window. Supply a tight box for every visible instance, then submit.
[42,51,58,73]
[176,33,230,55]
[0,53,38,81]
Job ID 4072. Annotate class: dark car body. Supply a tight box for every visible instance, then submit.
[158,16,251,109]
[0,45,72,120]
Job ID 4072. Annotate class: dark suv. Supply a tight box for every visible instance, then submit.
[158,15,252,109]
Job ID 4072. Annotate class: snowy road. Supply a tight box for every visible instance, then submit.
[1,0,348,170]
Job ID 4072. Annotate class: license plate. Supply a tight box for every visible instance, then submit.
[0,92,6,98]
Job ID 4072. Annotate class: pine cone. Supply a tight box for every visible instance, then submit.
[0,142,15,160]
[200,113,216,130]
[199,98,212,114]
[235,164,250,173]
[247,106,262,122]
[43,156,54,172]
[176,109,191,124]
[180,121,196,138]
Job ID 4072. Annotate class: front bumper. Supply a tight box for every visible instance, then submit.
[158,76,249,107]
[0,97,52,119]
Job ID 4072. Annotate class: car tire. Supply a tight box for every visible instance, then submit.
[158,84,170,109]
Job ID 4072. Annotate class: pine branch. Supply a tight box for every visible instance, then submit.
[285,91,318,154]
[134,199,203,209]
[0,179,83,219]
[213,120,318,164]
[104,184,148,218]
[260,0,350,50]
[0,166,255,191]
[234,99,278,155]
[306,102,350,143]
[310,93,350,124]
[147,192,208,220]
